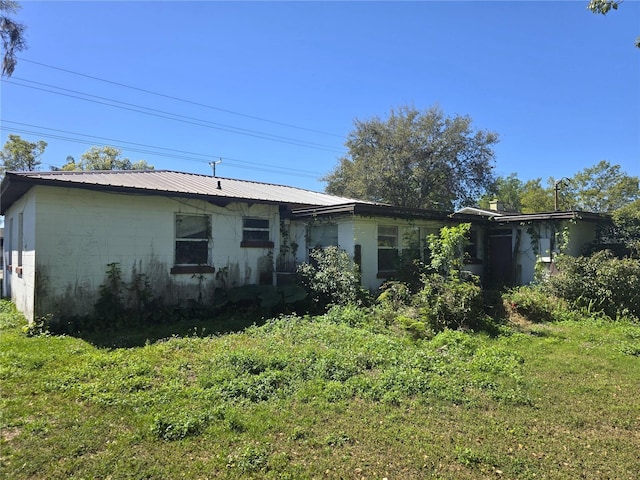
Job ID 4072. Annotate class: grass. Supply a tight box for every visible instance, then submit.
[1,300,639,479]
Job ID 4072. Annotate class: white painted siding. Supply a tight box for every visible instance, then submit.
[512,220,598,285]
[3,191,37,321]
[26,186,279,321]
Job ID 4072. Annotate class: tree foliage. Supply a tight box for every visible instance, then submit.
[323,106,498,211]
[520,178,556,213]
[0,0,26,77]
[568,160,639,212]
[611,199,640,257]
[485,161,638,214]
[587,0,640,48]
[427,223,471,278]
[60,146,154,171]
[479,173,525,212]
[0,134,47,174]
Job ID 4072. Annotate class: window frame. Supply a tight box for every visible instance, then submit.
[171,213,214,274]
[377,225,399,277]
[241,217,274,248]
[465,229,482,264]
[17,213,23,275]
[6,217,13,273]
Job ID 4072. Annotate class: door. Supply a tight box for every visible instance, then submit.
[488,231,513,287]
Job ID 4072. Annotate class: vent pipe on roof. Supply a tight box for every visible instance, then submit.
[217,180,222,190]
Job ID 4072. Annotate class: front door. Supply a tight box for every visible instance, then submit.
[488,231,513,287]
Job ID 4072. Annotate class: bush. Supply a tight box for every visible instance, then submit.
[546,251,640,320]
[413,274,485,331]
[503,286,570,323]
[296,246,370,312]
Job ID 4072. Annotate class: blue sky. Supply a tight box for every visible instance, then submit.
[1,1,639,194]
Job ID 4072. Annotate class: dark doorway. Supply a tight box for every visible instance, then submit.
[488,231,513,287]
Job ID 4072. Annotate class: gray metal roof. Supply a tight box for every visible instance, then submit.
[1,170,372,213]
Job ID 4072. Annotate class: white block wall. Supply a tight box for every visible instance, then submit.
[8,185,280,322]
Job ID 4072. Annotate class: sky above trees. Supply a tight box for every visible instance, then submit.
[0,1,638,192]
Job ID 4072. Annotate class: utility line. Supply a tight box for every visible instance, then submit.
[4,78,346,154]
[18,57,345,139]
[0,122,324,179]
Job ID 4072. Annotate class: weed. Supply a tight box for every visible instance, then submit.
[227,443,271,473]
[151,410,210,441]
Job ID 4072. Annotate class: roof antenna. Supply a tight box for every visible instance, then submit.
[209,158,222,177]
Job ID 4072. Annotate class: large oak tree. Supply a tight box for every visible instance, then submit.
[323,106,499,211]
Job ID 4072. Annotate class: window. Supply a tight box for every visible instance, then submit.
[174,214,210,267]
[6,218,13,272]
[402,227,422,261]
[538,238,552,262]
[241,218,273,247]
[17,213,23,274]
[308,224,338,250]
[464,229,478,262]
[378,225,398,274]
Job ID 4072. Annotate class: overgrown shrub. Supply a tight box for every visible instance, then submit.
[296,246,370,312]
[413,274,485,331]
[504,286,573,323]
[546,251,640,320]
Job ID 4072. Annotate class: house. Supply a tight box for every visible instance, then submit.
[0,170,471,322]
[454,205,612,286]
[1,170,612,323]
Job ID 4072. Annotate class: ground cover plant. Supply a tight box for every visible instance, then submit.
[1,297,639,479]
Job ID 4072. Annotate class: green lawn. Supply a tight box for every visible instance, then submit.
[1,300,639,479]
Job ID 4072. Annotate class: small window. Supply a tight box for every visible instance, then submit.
[17,213,23,269]
[175,214,210,265]
[465,229,479,262]
[378,225,398,274]
[241,218,273,247]
[538,238,552,262]
[6,217,13,271]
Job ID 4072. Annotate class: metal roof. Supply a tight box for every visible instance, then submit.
[0,170,373,214]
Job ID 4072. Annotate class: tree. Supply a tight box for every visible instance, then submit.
[611,199,640,257]
[61,146,154,171]
[323,105,499,211]
[0,134,47,175]
[479,173,525,212]
[587,0,640,48]
[567,160,639,212]
[519,178,555,213]
[0,0,26,77]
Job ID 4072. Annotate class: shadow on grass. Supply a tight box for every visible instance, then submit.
[52,308,270,349]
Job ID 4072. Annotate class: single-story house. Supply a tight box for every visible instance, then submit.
[455,203,612,286]
[1,170,612,323]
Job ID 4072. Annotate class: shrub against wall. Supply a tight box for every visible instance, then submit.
[296,247,369,312]
[546,251,640,320]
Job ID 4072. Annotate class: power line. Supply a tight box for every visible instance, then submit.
[4,78,347,154]
[0,120,326,179]
[19,57,345,139]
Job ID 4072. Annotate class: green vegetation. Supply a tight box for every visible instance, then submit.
[2,294,639,479]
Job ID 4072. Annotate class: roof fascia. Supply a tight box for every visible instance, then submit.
[490,211,611,224]
[291,202,490,224]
